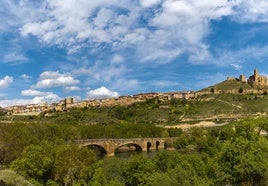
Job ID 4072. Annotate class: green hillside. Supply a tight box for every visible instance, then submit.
[202,79,253,93]
[2,93,268,126]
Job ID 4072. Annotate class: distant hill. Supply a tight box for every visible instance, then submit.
[200,68,268,94]
[201,79,254,93]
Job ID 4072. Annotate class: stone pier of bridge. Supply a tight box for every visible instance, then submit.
[77,138,165,156]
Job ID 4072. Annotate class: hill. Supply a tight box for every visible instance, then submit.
[2,93,268,126]
[201,79,254,94]
[201,68,268,94]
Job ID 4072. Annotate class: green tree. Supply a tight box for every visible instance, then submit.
[146,172,177,186]
[217,136,268,185]
[10,142,55,183]
[153,151,212,186]
[152,151,173,172]
[122,155,156,186]
[175,133,190,149]
[254,117,268,135]
[218,125,235,141]
[106,179,124,186]
[54,145,97,185]
[102,157,124,183]
[234,119,258,140]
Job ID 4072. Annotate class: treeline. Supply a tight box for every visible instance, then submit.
[0,121,180,165]
[1,118,268,185]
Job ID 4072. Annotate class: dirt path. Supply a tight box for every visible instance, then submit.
[215,98,242,109]
[163,121,228,129]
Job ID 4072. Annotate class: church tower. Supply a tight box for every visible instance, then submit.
[248,68,267,89]
[254,68,259,81]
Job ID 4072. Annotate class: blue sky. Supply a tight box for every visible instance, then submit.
[1,0,268,107]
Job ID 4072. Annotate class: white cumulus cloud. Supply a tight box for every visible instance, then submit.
[32,94,61,104]
[21,89,61,104]
[21,89,49,96]
[0,89,61,107]
[34,71,80,89]
[87,86,119,100]
[0,76,13,88]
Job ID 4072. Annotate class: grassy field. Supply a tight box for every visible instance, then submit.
[206,79,253,92]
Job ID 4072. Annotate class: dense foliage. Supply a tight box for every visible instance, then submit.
[0,117,268,185]
[0,122,169,164]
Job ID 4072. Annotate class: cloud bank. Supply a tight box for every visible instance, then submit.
[18,0,231,63]
[0,0,267,66]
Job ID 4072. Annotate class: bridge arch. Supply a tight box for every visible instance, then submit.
[147,142,152,151]
[87,144,107,156]
[115,143,143,154]
[156,141,160,151]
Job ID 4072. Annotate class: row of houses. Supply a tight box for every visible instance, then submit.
[5,102,49,115]
[4,91,197,115]
[63,91,197,109]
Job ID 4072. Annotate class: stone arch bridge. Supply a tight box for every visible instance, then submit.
[77,138,165,156]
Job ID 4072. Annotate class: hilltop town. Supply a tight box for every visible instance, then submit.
[1,69,268,116]
[3,91,197,115]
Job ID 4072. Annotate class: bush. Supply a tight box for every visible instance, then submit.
[0,169,32,186]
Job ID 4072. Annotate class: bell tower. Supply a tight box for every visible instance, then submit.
[254,68,259,81]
